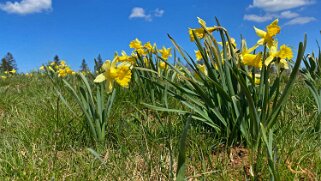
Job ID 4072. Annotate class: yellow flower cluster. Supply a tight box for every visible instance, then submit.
[56,61,76,77]
[4,69,16,75]
[128,38,172,69]
[241,19,293,70]
[44,61,76,78]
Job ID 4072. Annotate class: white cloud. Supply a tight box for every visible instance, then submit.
[0,0,52,15]
[284,16,316,25]
[249,0,314,12]
[280,11,299,19]
[129,7,164,21]
[129,7,150,20]
[244,14,274,22]
[245,1,316,24]
[154,8,164,17]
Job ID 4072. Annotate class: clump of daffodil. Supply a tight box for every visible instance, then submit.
[254,19,280,47]
[5,69,16,75]
[189,17,217,41]
[53,60,75,78]
[265,41,293,69]
[94,58,132,93]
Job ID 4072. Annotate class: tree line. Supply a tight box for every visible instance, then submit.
[0,52,105,73]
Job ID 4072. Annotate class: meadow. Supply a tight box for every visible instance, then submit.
[0,18,321,180]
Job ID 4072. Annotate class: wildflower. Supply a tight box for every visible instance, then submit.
[144,42,155,52]
[218,38,237,48]
[189,17,217,41]
[117,51,136,64]
[159,61,167,69]
[197,64,208,76]
[94,58,132,93]
[243,53,263,68]
[10,69,16,74]
[265,41,293,69]
[240,39,261,68]
[159,47,172,60]
[248,73,262,85]
[136,48,147,56]
[254,19,280,47]
[129,38,143,49]
[195,50,202,61]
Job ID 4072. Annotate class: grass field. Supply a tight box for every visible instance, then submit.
[0,74,320,180]
[1,18,321,180]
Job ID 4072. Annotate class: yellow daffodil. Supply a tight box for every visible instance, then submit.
[94,58,132,93]
[136,48,147,56]
[10,69,16,74]
[159,61,167,69]
[240,39,261,68]
[189,17,217,41]
[117,51,136,64]
[243,53,263,68]
[159,47,172,60]
[195,50,202,61]
[248,73,262,85]
[144,42,155,52]
[4,71,8,74]
[265,41,293,69]
[254,19,280,47]
[197,64,208,76]
[129,38,143,49]
[218,38,237,47]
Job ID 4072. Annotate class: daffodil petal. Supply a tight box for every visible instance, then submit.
[254,27,266,38]
[94,73,106,83]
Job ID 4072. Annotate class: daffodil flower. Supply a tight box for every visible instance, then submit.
[265,41,293,69]
[240,39,261,68]
[159,61,167,69]
[254,19,280,47]
[195,50,202,61]
[129,38,143,49]
[159,47,172,60]
[94,58,132,93]
[189,17,217,41]
[117,51,136,64]
[197,64,208,76]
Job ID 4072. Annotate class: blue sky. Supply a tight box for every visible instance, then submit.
[0,0,320,72]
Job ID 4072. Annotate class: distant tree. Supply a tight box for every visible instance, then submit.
[53,55,60,65]
[80,59,90,72]
[0,52,17,73]
[94,54,103,73]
